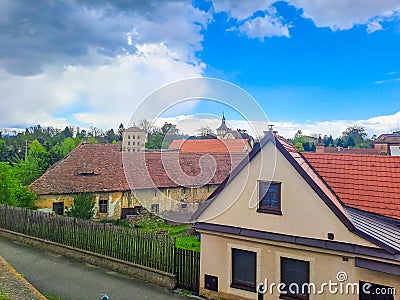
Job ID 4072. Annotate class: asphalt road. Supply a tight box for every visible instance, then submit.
[0,238,187,300]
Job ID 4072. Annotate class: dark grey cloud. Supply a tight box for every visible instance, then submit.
[0,0,208,75]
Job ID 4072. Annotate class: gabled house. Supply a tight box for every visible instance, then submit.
[31,143,133,219]
[31,143,245,220]
[374,132,400,156]
[193,131,400,300]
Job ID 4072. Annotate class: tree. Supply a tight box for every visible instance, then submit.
[294,130,303,140]
[66,193,95,220]
[294,141,304,152]
[138,119,152,133]
[145,133,165,149]
[197,126,214,137]
[0,162,37,208]
[341,125,369,147]
[161,122,179,135]
[117,123,125,141]
[105,129,117,143]
[324,135,334,147]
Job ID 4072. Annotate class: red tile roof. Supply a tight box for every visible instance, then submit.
[319,147,380,155]
[123,152,246,189]
[31,143,246,195]
[303,152,400,220]
[31,143,129,195]
[375,133,400,144]
[168,139,250,153]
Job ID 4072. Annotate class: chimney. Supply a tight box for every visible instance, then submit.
[316,134,325,153]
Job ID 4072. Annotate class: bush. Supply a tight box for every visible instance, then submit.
[66,193,95,220]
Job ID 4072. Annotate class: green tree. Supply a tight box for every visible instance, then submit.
[161,122,179,135]
[341,126,369,147]
[145,133,165,149]
[294,141,304,152]
[66,193,95,220]
[0,162,37,208]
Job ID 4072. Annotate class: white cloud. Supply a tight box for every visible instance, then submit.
[154,111,400,139]
[0,44,205,130]
[238,15,290,40]
[366,20,383,33]
[287,0,400,31]
[211,0,400,39]
[212,0,274,21]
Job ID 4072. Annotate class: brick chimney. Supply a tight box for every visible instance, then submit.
[315,134,325,153]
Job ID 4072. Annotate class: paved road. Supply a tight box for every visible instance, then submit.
[0,238,187,300]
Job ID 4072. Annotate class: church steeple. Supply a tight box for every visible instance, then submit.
[216,112,230,138]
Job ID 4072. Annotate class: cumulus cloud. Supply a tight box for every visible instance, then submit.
[287,0,400,31]
[212,0,290,40]
[212,0,274,21]
[212,0,400,39]
[0,0,209,75]
[0,43,205,130]
[238,15,290,40]
[366,20,384,33]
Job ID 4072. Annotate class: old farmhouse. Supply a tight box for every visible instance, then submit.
[30,142,245,220]
[193,130,400,300]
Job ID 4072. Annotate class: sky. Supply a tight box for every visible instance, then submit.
[1,0,400,138]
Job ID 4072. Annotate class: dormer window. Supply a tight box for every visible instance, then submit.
[257,181,282,215]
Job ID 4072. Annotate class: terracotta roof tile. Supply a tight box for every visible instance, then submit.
[123,152,246,189]
[31,143,246,195]
[303,152,400,219]
[31,143,129,195]
[168,139,249,153]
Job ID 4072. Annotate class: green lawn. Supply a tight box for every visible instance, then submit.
[133,216,200,252]
[0,293,10,300]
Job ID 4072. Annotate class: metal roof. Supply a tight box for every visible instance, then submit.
[345,206,400,253]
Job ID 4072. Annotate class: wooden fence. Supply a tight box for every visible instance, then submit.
[0,205,200,292]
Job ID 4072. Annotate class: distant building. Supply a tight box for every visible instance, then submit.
[168,139,252,153]
[122,127,147,152]
[374,131,400,156]
[215,113,241,139]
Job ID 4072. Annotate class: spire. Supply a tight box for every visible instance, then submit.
[222,111,226,123]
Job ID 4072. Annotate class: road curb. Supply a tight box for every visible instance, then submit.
[0,255,47,300]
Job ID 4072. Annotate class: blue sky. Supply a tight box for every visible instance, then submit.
[1,0,400,138]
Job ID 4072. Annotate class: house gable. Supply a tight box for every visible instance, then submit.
[195,133,377,249]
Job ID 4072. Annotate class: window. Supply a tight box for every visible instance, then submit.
[127,141,130,145]
[137,135,140,139]
[99,200,108,213]
[258,181,282,214]
[128,135,130,139]
[231,248,256,292]
[132,142,135,146]
[280,257,309,300]
[132,135,135,139]
[137,142,140,146]
[53,202,64,215]
[151,203,159,214]
[359,281,394,300]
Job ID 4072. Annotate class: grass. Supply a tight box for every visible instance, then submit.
[133,215,201,252]
[0,293,10,300]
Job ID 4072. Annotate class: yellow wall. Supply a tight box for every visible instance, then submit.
[131,185,218,217]
[199,232,400,300]
[35,191,137,220]
[198,141,376,248]
[35,185,216,220]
